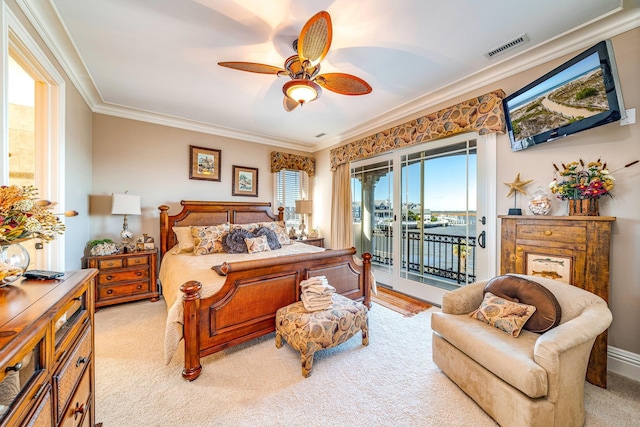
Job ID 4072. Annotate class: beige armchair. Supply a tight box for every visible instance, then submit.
[431,274,612,427]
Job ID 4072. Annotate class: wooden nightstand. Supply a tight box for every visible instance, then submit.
[86,249,160,308]
[299,237,324,248]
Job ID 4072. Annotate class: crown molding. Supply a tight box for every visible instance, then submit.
[16,1,639,154]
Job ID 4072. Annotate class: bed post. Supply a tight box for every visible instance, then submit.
[277,206,284,222]
[361,252,372,308]
[159,205,170,258]
[180,281,202,381]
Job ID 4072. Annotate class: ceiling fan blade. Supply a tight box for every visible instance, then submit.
[297,11,332,66]
[283,96,299,112]
[314,73,372,95]
[218,62,287,75]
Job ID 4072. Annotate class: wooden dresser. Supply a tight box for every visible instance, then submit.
[499,215,615,388]
[0,268,98,426]
[86,249,159,308]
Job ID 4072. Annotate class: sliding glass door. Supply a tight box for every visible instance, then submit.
[351,134,491,302]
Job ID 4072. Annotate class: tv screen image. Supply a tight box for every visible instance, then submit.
[504,40,625,151]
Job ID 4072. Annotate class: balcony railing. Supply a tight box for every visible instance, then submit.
[370,227,476,285]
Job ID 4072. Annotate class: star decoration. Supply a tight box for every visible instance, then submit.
[504,173,533,198]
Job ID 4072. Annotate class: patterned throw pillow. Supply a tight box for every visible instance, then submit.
[258,221,291,245]
[231,222,260,233]
[191,223,230,256]
[469,292,537,337]
[245,235,271,254]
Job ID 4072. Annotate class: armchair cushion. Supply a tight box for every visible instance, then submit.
[469,292,537,337]
[485,275,562,333]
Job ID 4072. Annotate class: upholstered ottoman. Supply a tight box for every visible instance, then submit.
[275,293,369,377]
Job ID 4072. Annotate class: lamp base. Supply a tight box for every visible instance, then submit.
[508,208,522,215]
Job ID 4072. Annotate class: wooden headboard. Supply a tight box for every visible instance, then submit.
[158,201,284,258]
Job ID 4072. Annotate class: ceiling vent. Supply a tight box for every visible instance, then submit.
[315,132,327,138]
[485,33,530,59]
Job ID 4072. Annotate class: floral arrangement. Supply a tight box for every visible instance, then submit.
[0,185,67,244]
[549,159,616,200]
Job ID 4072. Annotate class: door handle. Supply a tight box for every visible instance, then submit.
[478,231,486,249]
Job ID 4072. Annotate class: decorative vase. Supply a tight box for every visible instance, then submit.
[568,199,599,216]
[528,186,552,215]
[0,243,31,286]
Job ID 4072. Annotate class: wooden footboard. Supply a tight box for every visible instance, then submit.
[179,249,371,381]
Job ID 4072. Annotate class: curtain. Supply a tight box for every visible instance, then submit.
[330,162,353,249]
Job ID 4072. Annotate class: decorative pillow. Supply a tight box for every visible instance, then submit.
[231,222,260,233]
[223,228,254,254]
[485,275,562,333]
[172,226,194,254]
[245,235,272,254]
[470,292,537,337]
[258,221,291,245]
[254,227,281,250]
[191,223,230,256]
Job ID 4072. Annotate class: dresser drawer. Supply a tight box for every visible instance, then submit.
[98,281,151,299]
[54,326,92,421]
[126,254,150,266]
[516,224,586,243]
[58,366,91,427]
[97,267,149,285]
[96,258,123,269]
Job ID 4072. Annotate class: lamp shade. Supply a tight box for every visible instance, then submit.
[295,200,313,215]
[111,193,141,215]
[283,79,321,105]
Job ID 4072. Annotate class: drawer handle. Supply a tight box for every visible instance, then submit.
[137,285,142,290]
[516,246,523,251]
[107,289,113,294]
[136,272,142,276]
[106,275,113,280]
[5,362,22,372]
[73,402,86,419]
[76,356,88,367]
[544,230,552,236]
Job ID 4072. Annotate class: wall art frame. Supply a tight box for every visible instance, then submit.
[232,165,258,197]
[189,145,221,181]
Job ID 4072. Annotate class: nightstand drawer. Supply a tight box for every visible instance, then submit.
[97,268,149,284]
[126,254,150,266]
[98,281,150,299]
[96,258,123,269]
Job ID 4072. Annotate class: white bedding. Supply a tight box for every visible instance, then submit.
[159,241,325,363]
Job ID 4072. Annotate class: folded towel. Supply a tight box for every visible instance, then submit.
[300,276,336,311]
[301,293,333,311]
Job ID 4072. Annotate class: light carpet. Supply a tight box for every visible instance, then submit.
[94,300,640,427]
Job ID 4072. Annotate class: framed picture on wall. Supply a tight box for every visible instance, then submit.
[525,253,572,284]
[232,165,258,197]
[189,145,221,181]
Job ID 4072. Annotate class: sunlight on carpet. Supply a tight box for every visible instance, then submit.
[372,287,432,317]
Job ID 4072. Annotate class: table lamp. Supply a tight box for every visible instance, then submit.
[295,199,313,239]
[111,192,141,252]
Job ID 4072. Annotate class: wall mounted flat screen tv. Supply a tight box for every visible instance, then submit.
[504,39,625,152]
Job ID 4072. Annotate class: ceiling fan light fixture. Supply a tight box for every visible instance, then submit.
[283,79,322,105]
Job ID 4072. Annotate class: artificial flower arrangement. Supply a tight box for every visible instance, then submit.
[549,159,638,200]
[0,185,67,244]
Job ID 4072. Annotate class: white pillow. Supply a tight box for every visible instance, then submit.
[172,226,194,254]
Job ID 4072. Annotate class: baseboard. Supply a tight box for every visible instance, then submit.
[608,346,640,382]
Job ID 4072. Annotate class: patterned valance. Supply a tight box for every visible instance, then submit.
[330,90,506,170]
[271,151,316,177]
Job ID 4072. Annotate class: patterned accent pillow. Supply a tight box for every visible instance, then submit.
[231,222,259,233]
[469,292,537,337]
[191,223,230,256]
[245,235,272,254]
[258,221,291,245]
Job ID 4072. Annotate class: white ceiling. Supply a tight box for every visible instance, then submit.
[19,0,638,152]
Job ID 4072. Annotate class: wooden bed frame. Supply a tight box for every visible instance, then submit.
[159,201,372,381]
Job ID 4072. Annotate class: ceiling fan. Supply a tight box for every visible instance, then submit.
[218,11,372,112]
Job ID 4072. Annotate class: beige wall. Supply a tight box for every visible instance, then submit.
[316,28,640,355]
[90,114,310,247]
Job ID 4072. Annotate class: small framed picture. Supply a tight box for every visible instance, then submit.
[189,145,221,181]
[232,165,258,197]
[525,253,572,284]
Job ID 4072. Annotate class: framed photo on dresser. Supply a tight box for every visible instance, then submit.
[189,145,221,181]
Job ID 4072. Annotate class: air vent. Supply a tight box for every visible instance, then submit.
[315,132,326,138]
[485,33,530,59]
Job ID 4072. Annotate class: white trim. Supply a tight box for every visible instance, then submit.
[14,1,640,153]
[608,346,640,382]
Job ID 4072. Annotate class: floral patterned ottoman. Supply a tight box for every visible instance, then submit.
[275,293,369,377]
